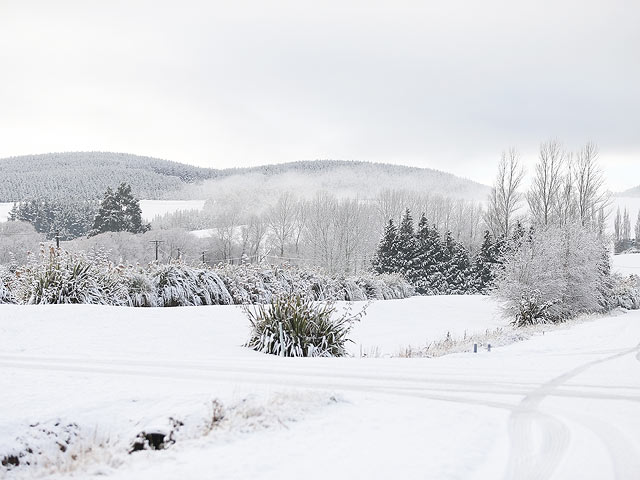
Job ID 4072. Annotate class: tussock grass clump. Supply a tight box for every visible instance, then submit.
[15,247,128,305]
[245,295,366,357]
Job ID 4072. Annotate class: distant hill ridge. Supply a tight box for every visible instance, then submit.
[620,185,640,197]
[0,152,489,202]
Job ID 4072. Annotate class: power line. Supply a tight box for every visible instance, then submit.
[149,240,164,261]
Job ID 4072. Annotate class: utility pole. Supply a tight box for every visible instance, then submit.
[150,240,164,262]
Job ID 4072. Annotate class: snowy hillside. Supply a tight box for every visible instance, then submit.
[0,153,490,203]
[0,152,218,202]
[2,296,639,479]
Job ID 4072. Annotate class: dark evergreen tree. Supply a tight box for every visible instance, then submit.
[91,183,150,235]
[371,210,478,296]
[396,209,416,276]
[410,215,446,294]
[510,220,526,251]
[474,230,499,293]
[442,231,473,294]
[10,198,97,240]
[372,219,398,274]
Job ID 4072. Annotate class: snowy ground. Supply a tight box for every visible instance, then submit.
[1,296,639,479]
[0,202,14,222]
[612,252,640,277]
[139,200,206,222]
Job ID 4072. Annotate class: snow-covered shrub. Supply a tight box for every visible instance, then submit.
[0,278,14,304]
[215,264,410,304]
[356,272,415,300]
[608,274,640,310]
[0,266,16,304]
[245,295,365,357]
[513,289,560,327]
[151,263,233,307]
[121,267,158,307]
[14,247,128,305]
[494,223,608,325]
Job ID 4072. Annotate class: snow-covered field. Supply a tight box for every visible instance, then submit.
[139,200,206,222]
[2,297,640,479]
[0,202,14,222]
[612,252,640,277]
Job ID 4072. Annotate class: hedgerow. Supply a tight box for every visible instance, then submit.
[0,247,413,306]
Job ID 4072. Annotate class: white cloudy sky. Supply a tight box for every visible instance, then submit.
[1,0,638,190]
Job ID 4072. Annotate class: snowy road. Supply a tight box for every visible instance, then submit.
[1,301,639,479]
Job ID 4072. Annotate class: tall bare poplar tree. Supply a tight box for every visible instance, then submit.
[574,142,609,227]
[527,140,565,226]
[485,148,525,238]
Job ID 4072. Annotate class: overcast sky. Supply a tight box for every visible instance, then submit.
[1,0,638,190]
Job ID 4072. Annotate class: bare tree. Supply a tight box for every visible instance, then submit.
[614,207,622,243]
[574,142,609,227]
[554,154,578,227]
[485,148,525,238]
[623,208,631,242]
[267,192,297,257]
[527,140,565,226]
[240,214,267,261]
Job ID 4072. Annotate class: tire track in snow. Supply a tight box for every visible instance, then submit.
[0,357,518,409]
[2,355,639,405]
[504,342,640,480]
[564,412,640,480]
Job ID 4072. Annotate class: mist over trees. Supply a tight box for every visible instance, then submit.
[0,141,627,313]
[0,154,489,203]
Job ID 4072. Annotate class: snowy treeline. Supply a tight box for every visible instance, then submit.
[150,190,486,274]
[484,141,609,238]
[372,210,503,295]
[483,140,640,324]
[9,199,97,240]
[613,206,640,253]
[0,247,413,306]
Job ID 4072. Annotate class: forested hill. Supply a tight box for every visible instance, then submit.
[0,152,489,202]
[620,185,640,197]
[0,152,218,201]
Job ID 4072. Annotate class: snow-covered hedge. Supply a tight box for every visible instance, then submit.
[608,274,640,310]
[0,248,413,307]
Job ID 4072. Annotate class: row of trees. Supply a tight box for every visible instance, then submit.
[485,140,608,239]
[9,199,97,240]
[372,210,505,295]
[613,207,640,253]
[9,183,149,241]
[150,190,486,274]
[368,140,619,314]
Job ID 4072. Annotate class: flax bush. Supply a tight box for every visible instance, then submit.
[245,295,366,357]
